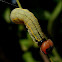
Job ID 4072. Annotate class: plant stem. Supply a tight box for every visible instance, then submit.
[16,0,22,8]
[47,1,62,35]
[49,47,62,62]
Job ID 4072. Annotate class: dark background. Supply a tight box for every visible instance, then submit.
[0,0,62,62]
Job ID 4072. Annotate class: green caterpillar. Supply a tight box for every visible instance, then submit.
[10,0,53,55]
[10,8,47,42]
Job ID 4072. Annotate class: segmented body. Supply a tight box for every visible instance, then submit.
[10,8,47,42]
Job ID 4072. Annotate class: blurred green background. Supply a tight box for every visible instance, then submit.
[0,0,62,62]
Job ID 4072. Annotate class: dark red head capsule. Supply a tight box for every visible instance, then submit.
[40,39,53,54]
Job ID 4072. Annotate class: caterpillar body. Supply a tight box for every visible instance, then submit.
[10,8,53,54]
[10,8,46,42]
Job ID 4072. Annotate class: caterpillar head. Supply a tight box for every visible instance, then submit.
[40,39,53,54]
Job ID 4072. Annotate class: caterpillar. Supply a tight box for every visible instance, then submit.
[10,0,53,54]
[10,8,46,42]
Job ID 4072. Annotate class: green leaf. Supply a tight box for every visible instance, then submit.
[3,8,11,23]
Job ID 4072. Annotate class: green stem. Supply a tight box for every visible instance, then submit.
[49,47,62,62]
[47,1,62,35]
[16,0,23,8]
